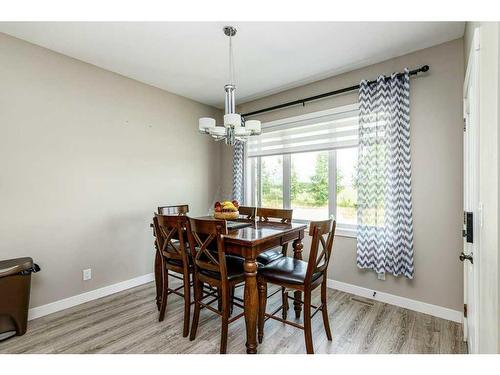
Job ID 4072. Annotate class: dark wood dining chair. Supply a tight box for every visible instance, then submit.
[157,204,189,215]
[238,205,256,220]
[257,218,336,354]
[187,217,245,354]
[152,213,192,337]
[255,207,293,266]
[255,207,294,316]
[222,205,255,313]
[152,204,189,309]
[257,207,293,224]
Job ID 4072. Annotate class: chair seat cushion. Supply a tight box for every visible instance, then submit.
[165,258,191,268]
[259,257,321,285]
[256,247,284,265]
[199,255,245,281]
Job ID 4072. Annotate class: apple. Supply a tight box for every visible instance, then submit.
[214,201,222,213]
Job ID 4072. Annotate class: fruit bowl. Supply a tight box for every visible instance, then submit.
[213,200,240,220]
[214,211,239,220]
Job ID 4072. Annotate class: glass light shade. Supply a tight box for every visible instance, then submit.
[199,117,216,131]
[209,126,226,136]
[245,120,261,134]
[234,127,251,136]
[223,113,242,128]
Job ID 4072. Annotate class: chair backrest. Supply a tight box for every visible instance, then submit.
[305,219,336,282]
[256,207,293,224]
[153,214,190,267]
[157,204,189,215]
[187,218,229,280]
[238,206,256,220]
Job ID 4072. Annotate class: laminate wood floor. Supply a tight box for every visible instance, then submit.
[0,281,467,354]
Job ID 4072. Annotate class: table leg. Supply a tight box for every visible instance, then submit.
[293,238,304,319]
[154,250,162,311]
[244,258,258,354]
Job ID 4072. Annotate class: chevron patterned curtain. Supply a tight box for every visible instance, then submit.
[356,69,415,279]
[232,140,244,203]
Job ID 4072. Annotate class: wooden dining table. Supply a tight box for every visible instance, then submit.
[153,217,307,354]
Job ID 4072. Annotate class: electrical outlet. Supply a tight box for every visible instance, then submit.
[83,268,92,281]
[377,272,385,281]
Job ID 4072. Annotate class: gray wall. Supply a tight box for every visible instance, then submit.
[234,39,465,311]
[0,33,222,308]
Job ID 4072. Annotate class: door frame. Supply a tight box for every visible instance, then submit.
[462,26,481,354]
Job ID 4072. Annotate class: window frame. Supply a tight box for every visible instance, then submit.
[244,104,359,238]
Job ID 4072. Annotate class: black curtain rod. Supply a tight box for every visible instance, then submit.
[242,65,429,117]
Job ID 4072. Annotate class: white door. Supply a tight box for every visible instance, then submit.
[462,27,480,354]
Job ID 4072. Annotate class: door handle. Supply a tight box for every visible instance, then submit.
[463,212,473,243]
[459,252,473,264]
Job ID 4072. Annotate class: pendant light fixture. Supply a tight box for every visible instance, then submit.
[198,26,261,145]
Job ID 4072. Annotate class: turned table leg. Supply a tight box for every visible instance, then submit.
[244,258,259,354]
[293,238,304,319]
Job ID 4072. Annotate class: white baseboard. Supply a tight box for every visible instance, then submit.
[327,279,462,323]
[28,273,155,320]
[27,273,461,324]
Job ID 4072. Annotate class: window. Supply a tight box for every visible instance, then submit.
[245,104,359,235]
[336,147,358,226]
[260,155,283,208]
[291,151,329,221]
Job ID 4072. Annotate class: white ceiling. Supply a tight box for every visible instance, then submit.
[0,22,465,107]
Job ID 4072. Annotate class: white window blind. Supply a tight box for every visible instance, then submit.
[247,104,359,158]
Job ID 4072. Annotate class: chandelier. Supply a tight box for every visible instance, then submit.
[198,26,261,145]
